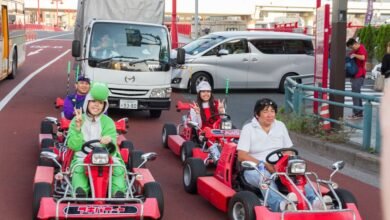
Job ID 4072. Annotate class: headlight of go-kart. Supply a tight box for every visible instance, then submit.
[150,88,172,98]
[221,120,232,130]
[287,159,306,175]
[92,152,109,165]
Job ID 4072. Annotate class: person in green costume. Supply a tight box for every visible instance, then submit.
[67,82,127,198]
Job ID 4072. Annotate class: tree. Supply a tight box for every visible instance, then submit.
[375,25,390,62]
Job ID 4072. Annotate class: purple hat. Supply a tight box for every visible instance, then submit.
[77,75,90,84]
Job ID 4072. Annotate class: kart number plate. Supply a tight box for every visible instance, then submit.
[64,205,138,215]
[120,100,138,109]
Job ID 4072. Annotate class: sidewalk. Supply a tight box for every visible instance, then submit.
[290,132,380,188]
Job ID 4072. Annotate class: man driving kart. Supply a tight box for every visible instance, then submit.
[237,98,332,212]
[66,82,127,198]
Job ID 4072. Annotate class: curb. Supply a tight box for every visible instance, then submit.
[290,132,380,175]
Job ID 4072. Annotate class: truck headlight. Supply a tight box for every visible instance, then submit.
[92,152,109,165]
[287,159,306,175]
[150,88,172,98]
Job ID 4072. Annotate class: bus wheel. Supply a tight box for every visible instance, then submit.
[7,50,17,80]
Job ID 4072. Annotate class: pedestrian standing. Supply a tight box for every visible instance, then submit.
[381,41,390,85]
[346,38,367,120]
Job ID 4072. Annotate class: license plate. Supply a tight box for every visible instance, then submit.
[119,100,138,109]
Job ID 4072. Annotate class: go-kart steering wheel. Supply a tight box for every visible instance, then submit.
[208,113,231,128]
[265,148,298,165]
[81,139,116,155]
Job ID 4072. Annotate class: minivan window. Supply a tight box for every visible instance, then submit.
[251,39,284,54]
[182,35,226,55]
[285,40,313,54]
[204,39,249,56]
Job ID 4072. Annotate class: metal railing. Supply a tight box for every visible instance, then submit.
[284,74,381,153]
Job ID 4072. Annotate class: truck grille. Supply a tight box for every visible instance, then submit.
[109,88,149,97]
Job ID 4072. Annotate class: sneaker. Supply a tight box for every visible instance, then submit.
[280,192,298,211]
[75,187,87,198]
[347,114,363,120]
[313,195,333,210]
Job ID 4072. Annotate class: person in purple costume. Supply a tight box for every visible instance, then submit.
[63,76,91,120]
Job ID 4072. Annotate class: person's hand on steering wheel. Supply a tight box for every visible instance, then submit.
[265,147,298,165]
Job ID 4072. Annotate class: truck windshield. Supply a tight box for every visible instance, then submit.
[89,22,170,71]
[182,35,225,55]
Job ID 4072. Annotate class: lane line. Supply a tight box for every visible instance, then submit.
[26,33,73,45]
[0,49,70,111]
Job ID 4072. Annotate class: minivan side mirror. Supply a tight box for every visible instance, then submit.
[176,48,185,64]
[72,40,81,57]
[217,49,229,56]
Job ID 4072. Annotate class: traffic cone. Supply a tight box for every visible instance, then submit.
[320,94,331,131]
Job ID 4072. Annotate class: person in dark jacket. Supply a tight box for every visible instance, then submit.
[381,42,390,82]
[63,76,91,120]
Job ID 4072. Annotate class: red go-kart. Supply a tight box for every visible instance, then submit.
[33,139,164,220]
[183,144,362,220]
[162,101,240,164]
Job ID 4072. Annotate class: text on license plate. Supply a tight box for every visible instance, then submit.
[119,100,138,109]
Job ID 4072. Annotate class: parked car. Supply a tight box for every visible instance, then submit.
[171,31,314,93]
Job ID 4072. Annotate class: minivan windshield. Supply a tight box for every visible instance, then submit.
[182,35,226,55]
[88,22,170,72]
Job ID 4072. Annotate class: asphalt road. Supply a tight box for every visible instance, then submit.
[0,33,380,220]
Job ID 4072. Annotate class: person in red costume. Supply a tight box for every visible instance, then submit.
[189,81,225,129]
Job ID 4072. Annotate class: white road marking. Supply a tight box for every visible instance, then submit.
[27,49,43,56]
[26,33,72,45]
[0,49,70,111]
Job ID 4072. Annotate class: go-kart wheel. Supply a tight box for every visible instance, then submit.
[228,191,261,220]
[38,148,55,167]
[180,141,195,163]
[326,188,358,209]
[162,123,176,148]
[128,150,145,171]
[144,182,164,219]
[40,138,54,149]
[183,158,206,194]
[32,182,52,220]
[40,120,53,134]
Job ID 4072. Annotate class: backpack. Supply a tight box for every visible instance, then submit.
[345,57,358,77]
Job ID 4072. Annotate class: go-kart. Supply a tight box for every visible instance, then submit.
[33,139,164,220]
[162,101,240,164]
[183,144,362,220]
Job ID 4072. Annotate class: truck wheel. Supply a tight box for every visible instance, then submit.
[189,72,211,94]
[128,150,145,171]
[183,158,206,194]
[33,182,52,220]
[7,50,17,79]
[144,182,164,219]
[228,191,260,220]
[180,141,195,163]
[40,120,53,134]
[326,188,358,209]
[162,123,176,148]
[150,110,162,118]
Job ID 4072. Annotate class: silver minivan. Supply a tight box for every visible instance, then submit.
[171,31,314,93]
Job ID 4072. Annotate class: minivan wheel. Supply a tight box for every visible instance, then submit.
[278,73,297,93]
[189,72,211,94]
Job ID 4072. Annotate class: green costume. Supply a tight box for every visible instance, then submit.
[67,83,127,196]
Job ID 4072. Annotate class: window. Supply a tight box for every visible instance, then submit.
[203,39,248,56]
[251,39,284,54]
[284,40,306,54]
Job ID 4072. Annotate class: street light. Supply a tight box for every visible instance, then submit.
[51,0,63,27]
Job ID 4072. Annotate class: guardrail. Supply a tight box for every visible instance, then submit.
[284,74,381,153]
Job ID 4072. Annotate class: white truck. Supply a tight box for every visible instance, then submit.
[72,0,184,118]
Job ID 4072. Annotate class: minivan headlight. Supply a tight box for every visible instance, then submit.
[287,159,306,175]
[151,88,172,98]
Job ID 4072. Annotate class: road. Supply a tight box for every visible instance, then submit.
[0,32,380,220]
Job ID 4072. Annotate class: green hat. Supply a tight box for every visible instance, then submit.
[90,82,109,101]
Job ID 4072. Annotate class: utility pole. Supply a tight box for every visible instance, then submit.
[195,0,199,38]
[329,0,348,124]
[37,0,40,25]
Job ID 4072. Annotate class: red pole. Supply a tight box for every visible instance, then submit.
[317,0,321,8]
[171,0,178,49]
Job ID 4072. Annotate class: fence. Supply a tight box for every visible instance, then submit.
[284,75,381,153]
